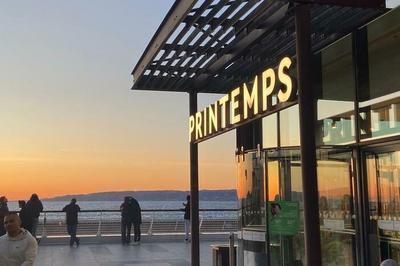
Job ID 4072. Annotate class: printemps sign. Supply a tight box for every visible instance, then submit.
[189,57,297,143]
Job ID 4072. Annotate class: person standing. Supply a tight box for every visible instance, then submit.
[18,200,33,234]
[0,213,38,266]
[183,195,190,242]
[131,197,142,244]
[0,196,9,236]
[120,196,134,245]
[26,194,43,238]
[62,199,81,247]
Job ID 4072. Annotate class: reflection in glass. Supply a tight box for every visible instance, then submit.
[317,150,354,229]
[280,105,300,147]
[266,149,304,265]
[316,150,356,266]
[315,34,356,145]
[237,152,265,228]
[366,149,400,261]
[360,8,400,141]
[262,113,278,149]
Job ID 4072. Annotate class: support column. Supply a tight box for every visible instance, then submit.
[189,91,200,266]
[295,4,322,266]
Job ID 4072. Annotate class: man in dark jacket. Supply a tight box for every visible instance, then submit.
[26,194,43,238]
[0,196,9,236]
[131,197,142,244]
[120,197,134,245]
[62,199,81,247]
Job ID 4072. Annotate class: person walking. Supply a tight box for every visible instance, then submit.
[62,199,81,247]
[120,196,134,245]
[18,200,33,234]
[131,197,142,244]
[0,213,38,266]
[26,194,43,238]
[182,195,190,242]
[0,196,9,236]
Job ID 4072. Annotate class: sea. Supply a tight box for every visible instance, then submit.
[8,200,239,222]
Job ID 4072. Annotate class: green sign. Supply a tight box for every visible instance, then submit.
[268,200,300,236]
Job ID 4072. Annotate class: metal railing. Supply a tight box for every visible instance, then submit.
[33,208,238,239]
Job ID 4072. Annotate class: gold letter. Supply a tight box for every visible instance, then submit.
[219,94,230,129]
[231,87,241,124]
[243,76,259,120]
[208,102,218,134]
[203,108,207,137]
[278,57,295,102]
[195,112,203,140]
[262,68,276,111]
[189,115,195,142]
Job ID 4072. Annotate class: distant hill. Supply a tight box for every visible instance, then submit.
[45,189,238,202]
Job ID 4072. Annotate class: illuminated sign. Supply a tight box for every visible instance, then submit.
[189,57,297,143]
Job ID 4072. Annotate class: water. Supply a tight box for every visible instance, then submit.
[8,200,239,222]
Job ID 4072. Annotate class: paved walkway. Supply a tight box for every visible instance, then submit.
[34,240,221,266]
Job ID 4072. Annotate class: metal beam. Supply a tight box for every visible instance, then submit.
[131,0,196,82]
[189,92,200,266]
[295,4,322,266]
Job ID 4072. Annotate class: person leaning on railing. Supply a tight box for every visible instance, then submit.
[62,199,81,247]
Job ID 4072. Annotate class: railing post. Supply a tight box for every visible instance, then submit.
[148,215,154,236]
[41,212,47,240]
[174,220,179,232]
[199,215,203,234]
[96,211,102,237]
[229,232,235,266]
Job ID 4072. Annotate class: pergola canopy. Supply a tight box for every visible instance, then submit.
[131,0,387,94]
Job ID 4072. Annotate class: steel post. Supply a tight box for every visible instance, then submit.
[295,4,322,266]
[189,91,200,266]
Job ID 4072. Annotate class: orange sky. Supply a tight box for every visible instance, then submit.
[0,129,236,200]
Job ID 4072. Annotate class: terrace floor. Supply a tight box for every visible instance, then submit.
[34,239,223,266]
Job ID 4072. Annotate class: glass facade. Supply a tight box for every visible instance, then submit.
[237,7,400,266]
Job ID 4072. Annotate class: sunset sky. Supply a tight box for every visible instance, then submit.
[0,1,236,200]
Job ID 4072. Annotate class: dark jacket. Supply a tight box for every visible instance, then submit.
[62,203,80,225]
[19,206,34,231]
[26,199,43,218]
[0,202,9,235]
[183,200,190,220]
[120,201,134,221]
[120,198,142,225]
[131,198,142,225]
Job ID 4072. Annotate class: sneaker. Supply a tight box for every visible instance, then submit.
[76,238,80,247]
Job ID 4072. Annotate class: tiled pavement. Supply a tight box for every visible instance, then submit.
[34,240,222,266]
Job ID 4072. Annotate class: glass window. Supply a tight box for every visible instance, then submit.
[315,34,356,145]
[280,105,300,147]
[317,149,356,265]
[366,149,400,261]
[237,152,265,228]
[266,149,304,265]
[359,8,400,141]
[262,113,278,149]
